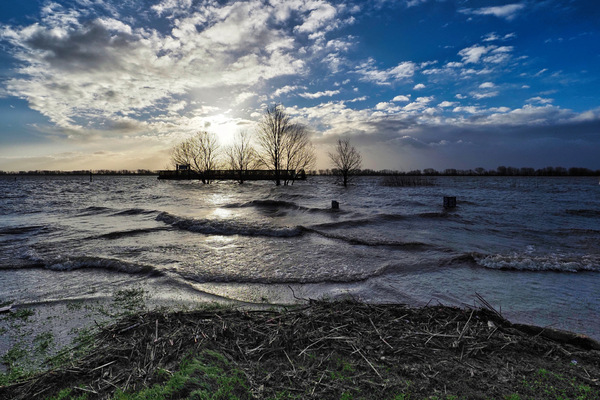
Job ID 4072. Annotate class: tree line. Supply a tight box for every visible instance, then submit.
[307,166,600,177]
[0,169,157,176]
[169,104,362,186]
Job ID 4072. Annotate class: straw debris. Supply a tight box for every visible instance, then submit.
[1,300,599,399]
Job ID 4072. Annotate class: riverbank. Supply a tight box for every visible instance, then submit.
[1,299,599,400]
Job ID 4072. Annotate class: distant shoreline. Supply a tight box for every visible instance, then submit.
[1,166,600,177]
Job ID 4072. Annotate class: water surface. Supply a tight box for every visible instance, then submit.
[1,175,599,339]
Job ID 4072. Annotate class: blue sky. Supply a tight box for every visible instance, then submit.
[1,0,599,171]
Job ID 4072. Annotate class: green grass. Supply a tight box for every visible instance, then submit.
[5,307,35,321]
[111,350,251,400]
[34,331,55,354]
[45,388,88,400]
[506,368,596,400]
[330,357,356,381]
[0,343,33,386]
[110,288,148,317]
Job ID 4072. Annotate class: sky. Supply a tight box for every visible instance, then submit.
[1,0,599,172]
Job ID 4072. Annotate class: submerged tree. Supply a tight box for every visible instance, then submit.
[328,138,362,187]
[256,104,315,185]
[171,131,220,183]
[225,130,258,184]
[282,123,316,185]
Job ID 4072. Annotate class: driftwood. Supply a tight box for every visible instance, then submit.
[2,300,599,399]
[0,304,13,313]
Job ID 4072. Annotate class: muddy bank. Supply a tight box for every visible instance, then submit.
[1,300,599,399]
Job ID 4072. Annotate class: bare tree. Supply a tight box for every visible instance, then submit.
[256,104,315,185]
[282,123,316,185]
[256,104,290,186]
[171,136,196,170]
[225,130,258,184]
[328,138,362,187]
[171,131,220,183]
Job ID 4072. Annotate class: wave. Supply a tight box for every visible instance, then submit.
[178,262,402,284]
[0,225,48,235]
[417,212,454,219]
[243,199,301,209]
[472,252,600,273]
[111,208,156,216]
[97,227,170,240]
[4,255,163,276]
[566,209,600,218]
[226,199,337,214]
[77,206,113,216]
[221,199,302,209]
[558,228,600,236]
[306,228,431,249]
[310,218,380,230]
[156,212,303,237]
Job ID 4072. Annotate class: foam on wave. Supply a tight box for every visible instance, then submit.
[473,253,600,273]
[178,261,402,284]
[12,253,163,276]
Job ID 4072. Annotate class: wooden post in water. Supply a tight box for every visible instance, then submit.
[443,196,456,208]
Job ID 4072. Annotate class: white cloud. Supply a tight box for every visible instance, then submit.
[299,90,340,99]
[458,44,513,65]
[392,95,410,102]
[375,102,394,110]
[413,83,426,90]
[152,0,193,16]
[404,96,434,111]
[355,59,416,85]
[347,96,367,103]
[482,32,517,42]
[453,106,480,114]
[460,4,526,21]
[273,85,303,97]
[295,2,338,35]
[527,96,554,105]
[1,0,337,135]
[479,82,495,89]
[458,45,493,64]
[472,91,499,99]
[234,91,257,105]
[168,100,187,114]
[405,0,429,7]
[438,101,456,108]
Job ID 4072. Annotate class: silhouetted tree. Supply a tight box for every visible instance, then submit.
[225,131,258,184]
[282,123,315,185]
[256,104,315,185]
[171,131,220,183]
[328,138,362,187]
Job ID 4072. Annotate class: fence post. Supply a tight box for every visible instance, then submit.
[443,196,456,208]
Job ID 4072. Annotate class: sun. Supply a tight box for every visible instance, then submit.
[197,113,253,147]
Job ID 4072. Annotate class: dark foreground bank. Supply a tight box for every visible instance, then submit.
[1,300,599,400]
